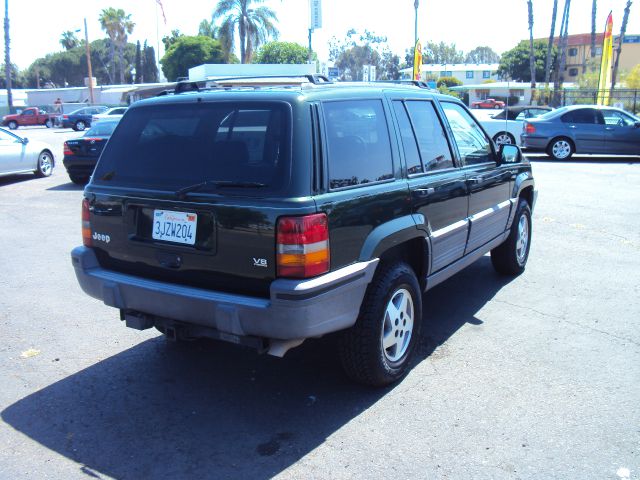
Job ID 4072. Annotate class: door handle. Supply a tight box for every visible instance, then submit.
[414,187,435,197]
[605,127,614,131]
[569,125,577,129]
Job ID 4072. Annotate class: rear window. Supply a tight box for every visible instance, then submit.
[92,102,290,192]
[85,121,118,137]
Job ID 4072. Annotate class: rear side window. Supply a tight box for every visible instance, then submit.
[404,101,454,172]
[561,109,600,124]
[92,102,290,192]
[323,100,393,189]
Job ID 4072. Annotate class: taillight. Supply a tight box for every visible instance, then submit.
[63,115,68,119]
[63,141,73,155]
[82,198,92,246]
[525,122,536,134]
[277,213,329,278]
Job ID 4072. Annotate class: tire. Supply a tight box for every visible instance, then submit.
[339,262,422,387]
[74,120,86,131]
[547,137,574,160]
[44,119,53,128]
[68,173,89,185]
[493,132,515,145]
[8,121,17,130]
[34,150,54,177]
[495,104,501,109]
[491,199,532,276]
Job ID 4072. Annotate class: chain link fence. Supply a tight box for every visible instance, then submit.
[552,89,639,114]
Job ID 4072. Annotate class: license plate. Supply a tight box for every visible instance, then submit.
[152,210,197,245]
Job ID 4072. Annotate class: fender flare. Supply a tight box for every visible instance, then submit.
[358,214,428,262]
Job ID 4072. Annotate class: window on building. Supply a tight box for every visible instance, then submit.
[466,71,474,79]
[596,47,603,55]
[509,89,525,97]
[477,89,490,100]
[482,71,491,79]
[568,68,579,77]
[568,47,578,56]
[441,71,452,77]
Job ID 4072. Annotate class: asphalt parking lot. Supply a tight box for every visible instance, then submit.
[0,127,639,479]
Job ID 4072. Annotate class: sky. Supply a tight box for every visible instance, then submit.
[7,0,639,70]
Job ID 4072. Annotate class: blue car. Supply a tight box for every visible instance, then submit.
[60,106,108,131]
[521,105,640,160]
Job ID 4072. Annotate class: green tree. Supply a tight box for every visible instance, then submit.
[115,11,135,84]
[422,41,464,64]
[626,64,640,89]
[0,63,23,88]
[465,46,500,64]
[134,41,142,83]
[142,41,158,83]
[498,40,556,82]
[611,0,633,92]
[255,41,311,64]
[212,0,279,64]
[436,76,462,88]
[329,29,399,80]
[160,35,224,81]
[60,30,80,51]
[379,50,400,80]
[99,7,120,83]
[162,29,183,50]
[527,0,536,88]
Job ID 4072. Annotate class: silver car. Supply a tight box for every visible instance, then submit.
[0,127,55,178]
[521,105,640,160]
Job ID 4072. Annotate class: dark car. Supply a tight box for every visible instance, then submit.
[63,119,119,184]
[71,77,536,386]
[521,105,640,160]
[60,106,108,131]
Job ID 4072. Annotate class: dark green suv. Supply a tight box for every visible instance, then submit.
[71,76,536,386]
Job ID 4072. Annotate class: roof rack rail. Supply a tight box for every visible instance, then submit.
[171,74,332,95]
[373,80,434,89]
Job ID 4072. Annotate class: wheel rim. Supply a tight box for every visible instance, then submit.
[39,153,52,176]
[516,215,529,264]
[552,140,571,159]
[495,133,513,145]
[381,288,414,363]
[77,121,85,130]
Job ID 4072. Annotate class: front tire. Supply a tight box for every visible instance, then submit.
[44,119,53,128]
[547,137,574,160]
[495,104,501,109]
[339,262,422,387]
[491,199,532,276]
[34,150,54,177]
[8,121,17,130]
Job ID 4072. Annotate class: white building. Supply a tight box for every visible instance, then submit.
[400,63,500,85]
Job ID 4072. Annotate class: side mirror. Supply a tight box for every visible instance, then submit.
[499,144,522,164]
[21,137,29,145]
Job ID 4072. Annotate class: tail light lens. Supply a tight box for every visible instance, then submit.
[63,141,73,156]
[82,198,92,247]
[277,213,329,278]
[525,122,536,134]
[62,115,68,120]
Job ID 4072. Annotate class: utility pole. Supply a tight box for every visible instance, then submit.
[4,0,12,110]
[414,0,419,47]
[84,18,95,104]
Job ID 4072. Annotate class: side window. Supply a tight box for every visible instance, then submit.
[440,102,493,166]
[392,101,422,175]
[602,110,635,126]
[324,100,393,189]
[23,109,35,116]
[404,101,454,172]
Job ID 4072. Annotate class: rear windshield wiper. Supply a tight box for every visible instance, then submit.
[175,180,266,199]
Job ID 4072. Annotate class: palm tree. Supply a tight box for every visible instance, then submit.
[60,30,79,50]
[99,8,119,84]
[115,12,134,84]
[527,0,536,90]
[4,0,12,108]
[212,0,278,64]
[544,0,558,86]
[611,0,633,93]
[590,0,597,58]
[553,0,571,105]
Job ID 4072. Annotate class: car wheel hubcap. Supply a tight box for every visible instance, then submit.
[516,215,529,264]
[381,288,414,363]
[495,134,513,145]
[552,141,571,159]
[39,154,52,175]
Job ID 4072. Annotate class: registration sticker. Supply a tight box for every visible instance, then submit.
[152,210,197,245]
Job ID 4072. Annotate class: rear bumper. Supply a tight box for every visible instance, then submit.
[71,246,378,341]
[520,135,548,151]
[63,157,97,175]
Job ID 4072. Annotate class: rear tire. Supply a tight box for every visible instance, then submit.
[491,199,532,276]
[493,132,515,145]
[547,137,574,160]
[45,119,53,128]
[339,262,422,387]
[495,104,501,109]
[8,121,17,130]
[68,173,89,185]
[34,151,54,177]
[74,120,86,131]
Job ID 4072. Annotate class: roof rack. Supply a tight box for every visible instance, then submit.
[169,74,332,95]
[373,80,435,89]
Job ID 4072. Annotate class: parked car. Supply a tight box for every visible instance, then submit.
[471,98,505,109]
[1,107,56,130]
[63,119,120,184]
[0,127,55,178]
[521,105,640,160]
[478,105,553,145]
[60,106,108,131]
[91,107,128,124]
[71,78,536,386]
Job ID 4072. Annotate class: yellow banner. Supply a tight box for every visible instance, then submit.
[413,41,422,81]
[597,12,613,105]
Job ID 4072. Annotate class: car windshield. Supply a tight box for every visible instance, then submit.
[85,121,118,137]
[92,102,291,193]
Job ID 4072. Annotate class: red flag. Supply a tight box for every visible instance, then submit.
[156,0,167,24]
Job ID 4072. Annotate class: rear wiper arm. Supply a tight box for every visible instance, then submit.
[175,180,266,199]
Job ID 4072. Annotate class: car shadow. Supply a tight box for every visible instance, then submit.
[1,257,512,479]
[47,182,85,191]
[0,174,36,186]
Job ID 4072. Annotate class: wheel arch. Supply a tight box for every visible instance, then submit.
[547,135,575,153]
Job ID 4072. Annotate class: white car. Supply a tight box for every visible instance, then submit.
[91,107,128,123]
[0,127,55,178]
[477,106,552,146]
